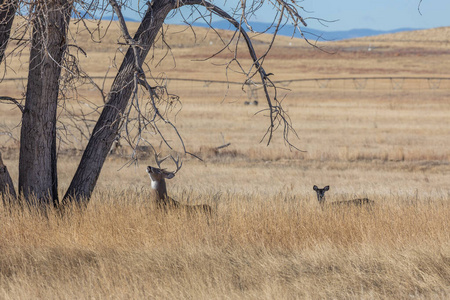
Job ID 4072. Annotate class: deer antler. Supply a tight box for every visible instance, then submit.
[169,155,183,175]
[154,152,170,169]
[154,152,182,174]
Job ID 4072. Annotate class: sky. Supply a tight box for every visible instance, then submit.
[300,0,450,31]
[125,0,450,32]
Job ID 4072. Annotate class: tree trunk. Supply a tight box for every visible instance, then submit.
[18,0,72,206]
[0,0,17,65]
[0,1,17,201]
[0,151,16,202]
[63,0,175,204]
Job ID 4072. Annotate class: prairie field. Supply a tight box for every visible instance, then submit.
[1,20,450,299]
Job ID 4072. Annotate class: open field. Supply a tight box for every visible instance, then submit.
[1,192,449,299]
[1,20,450,298]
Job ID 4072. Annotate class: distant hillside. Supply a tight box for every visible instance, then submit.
[192,21,419,41]
[356,26,450,43]
[82,12,420,41]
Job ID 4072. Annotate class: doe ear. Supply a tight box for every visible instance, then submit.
[313,185,318,191]
[165,172,175,179]
[324,186,330,191]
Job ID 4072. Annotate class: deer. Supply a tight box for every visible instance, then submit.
[146,154,212,215]
[313,185,374,208]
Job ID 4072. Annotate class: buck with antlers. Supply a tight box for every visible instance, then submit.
[313,185,374,208]
[146,154,212,215]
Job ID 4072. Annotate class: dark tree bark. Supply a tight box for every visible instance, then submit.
[18,0,72,206]
[0,1,18,203]
[0,151,16,201]
[63,0,175,204]
[0,0,17,65]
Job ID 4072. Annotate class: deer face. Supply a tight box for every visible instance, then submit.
[313,185,329,204]
[146,166,175,179]
[146,166,175,185]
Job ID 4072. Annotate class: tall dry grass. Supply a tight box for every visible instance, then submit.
[1,190,449,299]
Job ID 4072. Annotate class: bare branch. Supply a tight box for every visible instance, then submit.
[180,0,302,149]
[275,0,307,27]
[0,96,24,113]
[109,0,196,161]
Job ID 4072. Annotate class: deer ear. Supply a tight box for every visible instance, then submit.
[313,185,318,191]
[165,172,175,179]
[324,186,329,191]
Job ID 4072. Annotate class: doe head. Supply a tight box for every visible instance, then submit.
[313,185,329,204]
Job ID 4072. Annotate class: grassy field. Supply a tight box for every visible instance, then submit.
[1,20,450,298]
[1,192,449,299]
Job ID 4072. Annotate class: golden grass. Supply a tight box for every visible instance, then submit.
[1,190,449,299]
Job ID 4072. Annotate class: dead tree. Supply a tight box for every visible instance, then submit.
[0,0,310,208]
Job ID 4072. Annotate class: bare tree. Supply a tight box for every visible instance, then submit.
[19,0,73,206]
[0,0,309,208]
[0,0,17,65]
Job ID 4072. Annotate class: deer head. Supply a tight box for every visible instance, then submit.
[313,185,329,205]
[146,154,182,206]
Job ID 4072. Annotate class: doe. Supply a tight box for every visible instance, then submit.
[313,185,374,208]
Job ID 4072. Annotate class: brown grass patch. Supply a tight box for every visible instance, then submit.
[1,191,449,298]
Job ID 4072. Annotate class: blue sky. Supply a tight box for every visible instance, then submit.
[301,0,450,31]
[125,0,449,31]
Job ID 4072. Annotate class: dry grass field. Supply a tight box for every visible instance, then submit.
[1,19,450,299]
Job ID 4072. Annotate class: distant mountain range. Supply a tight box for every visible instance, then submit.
[98,13,420,41]
[191,20,419,41]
